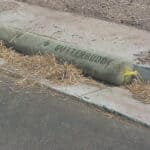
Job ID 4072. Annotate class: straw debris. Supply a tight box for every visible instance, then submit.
[126,79,150,104]
[0,41,85,85]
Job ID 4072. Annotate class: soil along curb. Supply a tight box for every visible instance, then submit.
[0,25,137,85]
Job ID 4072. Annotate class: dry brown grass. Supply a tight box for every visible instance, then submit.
[0,41,86,85]
[126,79,150,104]
[17,0,150,31]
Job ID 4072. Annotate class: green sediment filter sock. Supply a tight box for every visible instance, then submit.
[0,25,137,85]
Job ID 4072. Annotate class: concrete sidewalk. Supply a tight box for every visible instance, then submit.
[0,0,150,127]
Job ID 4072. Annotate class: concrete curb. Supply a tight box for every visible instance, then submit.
[0,58,150,128]
[133,64,150,81]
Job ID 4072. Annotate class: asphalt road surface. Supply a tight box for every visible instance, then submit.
[0,73,150,150]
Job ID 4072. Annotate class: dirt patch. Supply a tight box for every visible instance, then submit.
[134,50,150,65]
[17,0,150,31]
[0,1,19,12]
